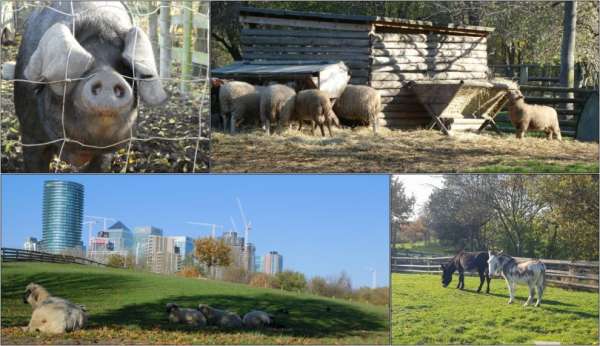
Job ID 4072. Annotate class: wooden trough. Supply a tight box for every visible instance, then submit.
[232,6,504,131]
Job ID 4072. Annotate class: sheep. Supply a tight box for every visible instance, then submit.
[242,310,273,329]
[333,85,382,134]
[166,303,207,328]
[218,81,262,134]
[506,89,562,140]
[197,304,243,329]
[280,89,340,137]
[259,84,296,135]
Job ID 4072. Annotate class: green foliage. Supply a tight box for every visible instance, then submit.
[106,254,134,268]
[421,175,599,260]
[391,177,416,245]
[392,273,599,345]
[1,262,388,344]
[273,270,308,292]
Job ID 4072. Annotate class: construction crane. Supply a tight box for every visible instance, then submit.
[83,221,96,254]
[186,222,223,238]
[85,215,116,233]
[236,197,251,248]
[366,267,377,289]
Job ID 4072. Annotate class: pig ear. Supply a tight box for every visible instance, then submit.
[122,27,168,106]
[24,23,93,94]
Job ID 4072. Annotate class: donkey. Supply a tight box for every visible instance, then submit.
[487,251,546,307]
[440,251,491,293]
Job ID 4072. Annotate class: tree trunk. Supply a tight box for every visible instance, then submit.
[159,0,172,79]
[560,0,577,113]
[180,0,193,96]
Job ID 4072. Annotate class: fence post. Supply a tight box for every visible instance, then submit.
[180,0,193,96]
[519,65,529,85]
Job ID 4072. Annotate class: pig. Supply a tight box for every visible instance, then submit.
[14,1,167,172]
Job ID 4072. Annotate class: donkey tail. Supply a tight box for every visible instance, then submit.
[539,261,547,289]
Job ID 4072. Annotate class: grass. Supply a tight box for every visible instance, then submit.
[1,262,388,345]
[391,273,599,345]
[211,128,599,173]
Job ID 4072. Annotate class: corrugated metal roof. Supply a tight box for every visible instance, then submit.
[211,60,347,78]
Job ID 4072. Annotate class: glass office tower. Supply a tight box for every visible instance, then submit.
[42,180,84,254]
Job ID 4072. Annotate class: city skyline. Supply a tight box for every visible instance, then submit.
[2,175,390,287]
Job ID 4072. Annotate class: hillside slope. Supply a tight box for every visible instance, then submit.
[1,262,388,344]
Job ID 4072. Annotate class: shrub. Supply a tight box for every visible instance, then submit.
[273,270,307,292]
[249,272,272,288]
[222,265,249,284]
[177,266,201,278]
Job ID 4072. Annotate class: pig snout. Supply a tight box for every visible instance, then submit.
[81,70,133,116]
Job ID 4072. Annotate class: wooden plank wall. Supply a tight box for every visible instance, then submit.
[372,32,489,128]
[239,15,372,85]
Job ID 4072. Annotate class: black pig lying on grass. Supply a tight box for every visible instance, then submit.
[14,1,167,172]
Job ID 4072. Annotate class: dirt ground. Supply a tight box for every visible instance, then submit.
[211,128,599,173]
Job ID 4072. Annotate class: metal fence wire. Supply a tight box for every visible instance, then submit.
[0,1,209,172]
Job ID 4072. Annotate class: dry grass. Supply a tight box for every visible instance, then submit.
[211,127,599,173]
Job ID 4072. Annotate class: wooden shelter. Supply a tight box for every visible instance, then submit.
[236,7,506,131]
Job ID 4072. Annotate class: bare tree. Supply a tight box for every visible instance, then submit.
[159,0,172,78]
[560,1,577,111]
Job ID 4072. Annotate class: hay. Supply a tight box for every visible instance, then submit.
[211,127,599,173]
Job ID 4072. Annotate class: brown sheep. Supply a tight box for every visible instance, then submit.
[259,84,296,135]
[507,89,562,140]
[333,85,382,134]
[280,89,339,137]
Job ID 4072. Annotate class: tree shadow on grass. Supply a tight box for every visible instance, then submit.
[92,294,388,339]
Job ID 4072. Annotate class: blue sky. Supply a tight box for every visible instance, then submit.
[2,174,389,287]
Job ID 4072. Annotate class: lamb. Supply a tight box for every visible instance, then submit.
[280,89,340,137]
[166,303,207,328]
[506,89,562,140]
[218,81,262,133]
[197,304,243,328]
[259,84,296,135]
[333,85,382,134]
[242,310,273,329]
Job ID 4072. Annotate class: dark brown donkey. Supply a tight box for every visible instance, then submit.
[440,251,491,293]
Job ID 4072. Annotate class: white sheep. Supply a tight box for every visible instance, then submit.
[280,89,340,137]
[259,84,296,135]
[242,310,273,329]
[333,85,382,134]
[197,304,243,328]
[507,89,562,140]
[166,303,207,328]
[218,81,262,133]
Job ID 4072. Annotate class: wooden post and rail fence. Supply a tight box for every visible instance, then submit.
[1,247,112,267]
[391,253,599,291]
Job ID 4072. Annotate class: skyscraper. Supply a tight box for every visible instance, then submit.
[23,237,40,251]
[42,180,84,254]
[263,251,283,275]
[145,235,181,274]
[133,226,163,265]
[169,236,194,259]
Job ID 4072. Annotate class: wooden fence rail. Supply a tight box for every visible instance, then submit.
[1,248,111,267]
[392,255,599,291]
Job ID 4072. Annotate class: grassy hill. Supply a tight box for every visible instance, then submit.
[1,262,388,345]
[392,273,598,345]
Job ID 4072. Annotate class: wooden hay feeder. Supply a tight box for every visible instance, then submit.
[407,80,513,135]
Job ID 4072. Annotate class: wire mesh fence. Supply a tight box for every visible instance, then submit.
[1,0,210,172]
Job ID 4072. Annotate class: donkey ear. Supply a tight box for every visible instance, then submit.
[122,27,168,105]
